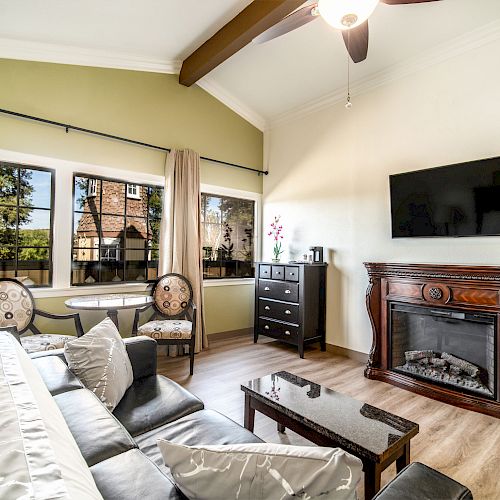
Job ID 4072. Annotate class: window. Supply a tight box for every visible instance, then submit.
[0,162,54,287]
[72,175,162,285]
[87,178,97,197]
[127,183,140,199]
[201,193,255,279]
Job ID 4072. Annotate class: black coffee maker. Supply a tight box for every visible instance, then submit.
[309,246,324,263]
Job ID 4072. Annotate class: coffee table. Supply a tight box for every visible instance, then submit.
[241,371,419,499]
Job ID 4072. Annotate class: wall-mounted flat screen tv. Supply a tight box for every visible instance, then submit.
[390,156,500,238]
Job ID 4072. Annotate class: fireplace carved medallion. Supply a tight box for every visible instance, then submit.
[364,263,500,418]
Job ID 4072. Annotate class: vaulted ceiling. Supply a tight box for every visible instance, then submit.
[1,0,499,129]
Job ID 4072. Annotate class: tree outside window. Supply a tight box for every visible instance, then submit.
[201,193,255,279]
[0,163,54,287]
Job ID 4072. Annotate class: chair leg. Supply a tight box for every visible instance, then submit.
[189,338,195,375]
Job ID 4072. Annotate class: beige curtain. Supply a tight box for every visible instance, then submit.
[159,149,207,354]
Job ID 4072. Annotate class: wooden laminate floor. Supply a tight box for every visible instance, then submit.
[157,334,500,500]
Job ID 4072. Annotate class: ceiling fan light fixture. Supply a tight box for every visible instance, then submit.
[318,0,379,30]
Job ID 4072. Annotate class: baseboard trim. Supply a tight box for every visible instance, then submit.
[326,344,368,364]
[208,328,253,341]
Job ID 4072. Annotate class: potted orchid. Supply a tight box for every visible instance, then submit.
[268,216,284,263]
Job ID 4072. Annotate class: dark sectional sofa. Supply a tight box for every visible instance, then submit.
[32,336,472,500]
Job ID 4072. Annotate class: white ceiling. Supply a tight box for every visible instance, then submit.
[1,0,499,129]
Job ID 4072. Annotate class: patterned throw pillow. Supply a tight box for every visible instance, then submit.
[157,440,362,500]
[64,318,133,411]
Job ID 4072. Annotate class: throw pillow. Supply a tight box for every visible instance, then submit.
[157,440,362,500]
[64,317,133,411]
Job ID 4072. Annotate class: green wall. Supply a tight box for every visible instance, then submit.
[0,58,262,336]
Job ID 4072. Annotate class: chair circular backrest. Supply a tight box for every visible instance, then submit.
[0,278,35,332]
[152,273,193,318]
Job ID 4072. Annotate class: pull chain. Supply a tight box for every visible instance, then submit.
[345,29,352,109]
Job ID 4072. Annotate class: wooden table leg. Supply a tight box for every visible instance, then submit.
[277,422,286,433]
[396,442,410,473]
[107,309,119,330]
[244,394,255,432]
[363,461,381,500]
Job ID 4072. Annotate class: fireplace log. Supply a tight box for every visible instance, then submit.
[405,350,434,362]
[430,357,447,367]
[441,352,480,377]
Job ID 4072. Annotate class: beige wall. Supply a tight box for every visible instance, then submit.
[264,39,500,354]
[0,58,262,336]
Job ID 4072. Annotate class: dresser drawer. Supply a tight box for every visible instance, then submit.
[285,266,299,282]
[259,299,299,324]
[257,318,298,343]
[258,279,299,302]
[272,265,285,280]
[259,265,271,279]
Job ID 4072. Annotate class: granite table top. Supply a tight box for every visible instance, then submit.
[241,371,419,462]
[65,293,153,311]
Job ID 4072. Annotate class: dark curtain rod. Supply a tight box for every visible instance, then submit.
[0,108,268,176]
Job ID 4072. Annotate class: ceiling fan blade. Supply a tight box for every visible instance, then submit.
[380,0,440,4]
[342,21,369,63]
[253,3,319,44]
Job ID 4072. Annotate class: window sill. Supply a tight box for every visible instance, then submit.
[203,278,255,287]
[31,282,150,299]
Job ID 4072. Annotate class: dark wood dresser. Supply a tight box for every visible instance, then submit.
[254,262,327,358]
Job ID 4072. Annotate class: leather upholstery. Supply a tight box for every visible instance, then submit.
[124,336,158,379]
[32,355,83,395]
[135,409,263,471]
[113,374,204,437]
[90,449,186,500]
[373,462,473,500]
[54,389,137,467]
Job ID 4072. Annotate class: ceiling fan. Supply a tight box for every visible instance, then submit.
[253,0,441,63]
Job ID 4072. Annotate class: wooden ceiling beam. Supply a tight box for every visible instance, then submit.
[179,0,306,87]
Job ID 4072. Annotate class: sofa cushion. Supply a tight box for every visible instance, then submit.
[54,388,137,467]
[157,440,362,500]
[64,317,134,411]
[372,462,473,500]
[32,355,83,395]
[90,449,186,500]
[113,374,203,437]
[0,330,103,499]
[135,409,262,470]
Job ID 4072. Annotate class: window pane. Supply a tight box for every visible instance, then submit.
[201,193,255,279]
[18,209,51,246]
[101,259,124,283]
[101,180,125,215]
[0,207,17,245]
[0,247,16,280]
[126,217,148,248]
[72,254,99,284]
[126,259,147,281]
[74,176,101,212]
[0,164,17,206]
[148,187,163,220]
[17,247,50,286]
[126,184,147,210]
[100,215,125,246]
[20,169,52,209]
[149,219,161,248]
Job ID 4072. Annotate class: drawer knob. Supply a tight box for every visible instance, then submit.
[264,287,270,291]
[264,325,270,330]
[284,330,291,335]
[264,306,270,311]
[285,310,291,315]
[285,289,291,294]
[289,272,295,276]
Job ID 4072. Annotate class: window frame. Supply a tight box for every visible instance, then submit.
[126,183,141,199]
[200,183,261,286]
[71,173,162,286]
[0,162,55,288]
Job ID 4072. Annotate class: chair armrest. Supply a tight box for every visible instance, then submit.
[185,300,196,322]
[34,309,84,337]
[132,303,154,336]
[124,336,157,380]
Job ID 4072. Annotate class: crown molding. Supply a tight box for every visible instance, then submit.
[269,20,500,129]
[197,76,268,131]
[0,37,182,74]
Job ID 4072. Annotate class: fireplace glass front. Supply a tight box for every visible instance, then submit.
[390,303,496,399]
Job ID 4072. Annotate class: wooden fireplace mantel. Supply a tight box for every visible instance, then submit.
[364,262,500,418]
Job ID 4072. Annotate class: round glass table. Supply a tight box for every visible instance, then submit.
[65,293,153,330]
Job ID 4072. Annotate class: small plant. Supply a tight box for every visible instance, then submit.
[220,222,234,260]
[268,216,284,262]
